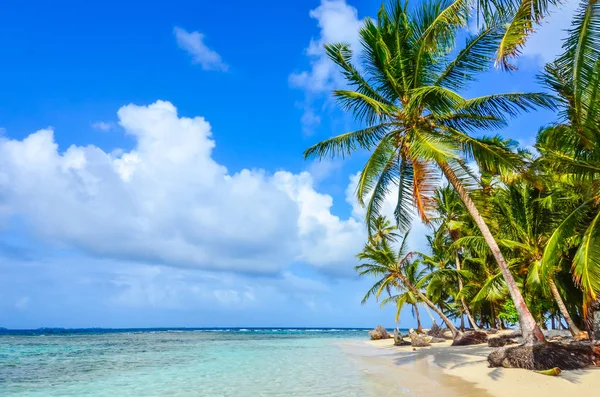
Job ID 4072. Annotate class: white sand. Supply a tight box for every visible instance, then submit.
[348,338,600,396]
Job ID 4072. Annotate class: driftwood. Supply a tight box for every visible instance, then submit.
[369,325,391,340]
[452,331,488,346]
[488,342,595,370]
[427,323,446,339]
[488,336,518,347]
[394,328,411,346]
[409,328,432,347]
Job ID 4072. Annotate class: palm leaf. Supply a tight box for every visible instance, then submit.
[572,210,600,310]
[303,123,392,160]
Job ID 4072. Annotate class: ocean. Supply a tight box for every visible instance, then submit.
[0,328,386,397]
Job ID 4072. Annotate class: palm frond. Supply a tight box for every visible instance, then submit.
[436,23,504,89]
[572,210,600,310]
[303,123,392,160]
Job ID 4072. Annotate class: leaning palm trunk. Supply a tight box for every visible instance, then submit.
[439,162,545,344]
[548,279,587,340]
[455,252,480,330]
[398,272,460,337]
[414,304,424,333]
[422,303,437,325]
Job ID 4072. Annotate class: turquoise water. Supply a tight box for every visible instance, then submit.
[0,329,381,397]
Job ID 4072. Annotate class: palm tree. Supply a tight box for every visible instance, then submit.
[537,0,600,320]
[369,215,401,245]
[356,230,462,337]
[431,186,480,330]
[304,0,555,344]
[379,260,429,332]
[493,183,588,339]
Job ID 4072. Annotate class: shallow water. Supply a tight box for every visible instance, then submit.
[0,329,386,397]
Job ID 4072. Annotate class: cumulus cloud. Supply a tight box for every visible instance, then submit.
[0,101,365,276]
[0,253,402,328]
[91,121,114,131]
[174,27,228,71]
[290,0,363,132]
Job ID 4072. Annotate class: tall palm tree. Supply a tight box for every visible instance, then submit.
[356,230,462,336]
[431,186,480,330]
[304,0,555,344]
[538,0,600,319]
[493,183,588,338]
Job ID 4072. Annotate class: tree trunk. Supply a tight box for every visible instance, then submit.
[455,252,480,330]
[551,314,556,330]
[548,278,587,340]
[460,314,465,331]
[439,162,545,344]
[491,302,498,329]
[422,303,437,325]
[559,317,568,330]
[398,272,461,337]
[414,304,424,333]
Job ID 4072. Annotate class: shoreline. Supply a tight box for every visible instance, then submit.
[341,338,600,396]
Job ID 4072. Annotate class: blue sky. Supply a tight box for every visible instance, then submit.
[0,0,579,329]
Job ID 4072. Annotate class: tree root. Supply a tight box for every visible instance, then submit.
[488,342,595,370]
[452,331,488,346]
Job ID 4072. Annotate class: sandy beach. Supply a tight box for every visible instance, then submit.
[340,338,600,397]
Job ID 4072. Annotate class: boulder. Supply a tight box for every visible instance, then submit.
[369,325,391,340]
[452,331,488,346]
[488,342,595,370]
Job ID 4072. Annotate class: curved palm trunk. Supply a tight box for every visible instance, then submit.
[422,303,437,325]
[398,272,460,337]
[439,162,545,344]
[414,304,424,333]
[455,253,480,331]
[548,278,587,340]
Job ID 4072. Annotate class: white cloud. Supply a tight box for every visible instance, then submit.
[521,0,578,65]
[344,172,432,255]
[0,101,364,276]
[174,27,228,71]
[290,0,363,131]
[300,106,322,134]
[91,121,114,131]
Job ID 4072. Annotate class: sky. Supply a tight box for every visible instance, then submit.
[0,0,580,329]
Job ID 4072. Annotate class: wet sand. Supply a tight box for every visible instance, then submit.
[340,338,600,396]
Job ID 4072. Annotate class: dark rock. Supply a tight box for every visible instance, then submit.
[488,342,595,370]
[369,325,391,340]
[452,331,488,346]
[594,311,600,340]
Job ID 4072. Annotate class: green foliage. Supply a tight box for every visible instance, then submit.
[306,0,600,334]
[498,300,520,326]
